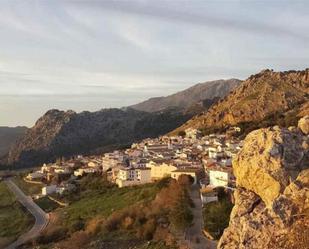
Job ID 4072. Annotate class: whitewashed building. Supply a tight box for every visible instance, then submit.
[209,169,231,187]
[26,171,44,181]
[42,185,57,196]
[116,168,151,188]
[200,187,218,205]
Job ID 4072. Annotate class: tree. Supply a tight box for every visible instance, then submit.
[178,174,194,187]
[170,189,193,231]
[178,130,186,138]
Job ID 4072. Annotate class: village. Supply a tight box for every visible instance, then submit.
[25,127,243,206]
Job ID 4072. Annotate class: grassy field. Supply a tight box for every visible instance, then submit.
[61,182,160,230]
[12,175,43,196]
[0,182,34,248]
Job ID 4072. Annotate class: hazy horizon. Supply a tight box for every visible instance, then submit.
[1,0,309,126]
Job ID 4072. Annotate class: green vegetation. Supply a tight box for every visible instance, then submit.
[61,179,161,230]
[63,183,158,228]
[202,189,233,240]
[236,110,299,138]
[0,182,34,247]
[201,108,301,138]
[12,175,43,196]
[35,176,192,249]
[169,175,194,231]
[34,197,60,213]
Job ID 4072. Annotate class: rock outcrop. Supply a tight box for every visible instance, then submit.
[174,69,309,135]
[218,120,309,249]
[298,115,309,135]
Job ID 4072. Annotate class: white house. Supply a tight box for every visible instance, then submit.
[185,128,202,139]
[54,167,71,174]
[42,185,57,196]
[116,167,151,188]
[74,168,84,177]
[208,147,224,159]
[26,171,44,181]
[209,169,231,187]
[74,167,100,177]
[102,155,119,171]
[56,183,75,195]
[200,187,218,205]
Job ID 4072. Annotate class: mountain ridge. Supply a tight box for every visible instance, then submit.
[173,68,309,135]
[130,79,241,114]
[5,108,190,168]
[3,78,240,169]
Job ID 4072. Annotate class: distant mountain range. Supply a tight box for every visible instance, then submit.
[0,126,27,158]
[4,68,309,169]
[3,78,238,169]
[173,69,309,135]
[130,79,241,114]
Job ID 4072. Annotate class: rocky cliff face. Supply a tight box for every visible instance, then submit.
[218,116,309,249]
[0,126,27,158]
[174,69,309,134]
[6,108,190,168]
[130,79,241,114]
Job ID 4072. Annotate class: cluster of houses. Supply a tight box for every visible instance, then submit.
[26,127,243,205]
[26,156,102,197]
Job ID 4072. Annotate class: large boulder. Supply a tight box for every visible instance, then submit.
[218,120,309,249]
[233,126,306,207]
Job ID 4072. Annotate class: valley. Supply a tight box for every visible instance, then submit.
[1,68,308,249]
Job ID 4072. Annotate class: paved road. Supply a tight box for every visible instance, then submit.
[4,179,49,249]
[185,186,217,249]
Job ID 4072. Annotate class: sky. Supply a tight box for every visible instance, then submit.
[0,0,309,127]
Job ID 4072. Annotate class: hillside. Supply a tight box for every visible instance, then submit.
[0,127,27,158]
[174,69,309,135]
[4,78,241,169]
[5,108,190,168]
[130,79,241,114]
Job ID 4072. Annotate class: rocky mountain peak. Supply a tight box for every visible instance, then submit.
[218,117,309,249]
[34,109,76,128]
[248,68,309,85]
[130,79,241,114]
[173,68,309,135]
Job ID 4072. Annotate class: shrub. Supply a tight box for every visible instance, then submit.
[177,174,194,187]
[170,201,193,231]
[56,231,91,249]
[156,177,171,190]
[178,130,186,137]
[203,197,233,239]
[36,227,68,244]
[85,216,105,235]
[69,216,85,233]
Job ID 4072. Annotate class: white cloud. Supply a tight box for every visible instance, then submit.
[0,0,309,126]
